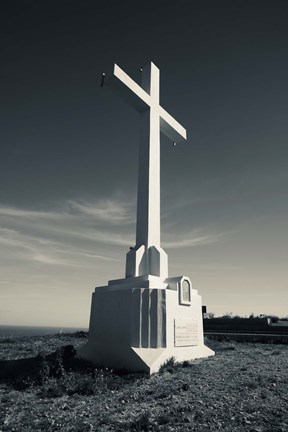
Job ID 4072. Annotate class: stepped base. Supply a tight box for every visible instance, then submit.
[78,276,215,374]
[78,343,214,374]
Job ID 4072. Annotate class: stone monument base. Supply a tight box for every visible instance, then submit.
[79,343,213,375]
[78,275,215,374]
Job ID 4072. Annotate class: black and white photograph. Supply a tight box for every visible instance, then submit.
[0,1,288,430]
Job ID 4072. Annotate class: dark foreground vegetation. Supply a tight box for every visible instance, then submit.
[0,332,288,431]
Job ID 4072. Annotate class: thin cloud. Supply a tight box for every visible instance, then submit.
[0,207,67,220]
[0,198,135,225]
[0,200,135,251]
[163,230,224,248]
[31,253,108,268]
[189,264,241,270]
[51,227,133,246]
[0,200,224,270]
[67,200,135,224]
[0,225,115,268]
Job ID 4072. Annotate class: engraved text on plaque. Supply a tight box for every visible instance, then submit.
[174,319,199,347]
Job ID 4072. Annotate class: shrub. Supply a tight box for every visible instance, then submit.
[159,356,176,373]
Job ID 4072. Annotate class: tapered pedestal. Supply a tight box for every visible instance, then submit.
[78,275,214,374]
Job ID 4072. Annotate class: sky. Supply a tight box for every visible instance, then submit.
[0,0,287,327]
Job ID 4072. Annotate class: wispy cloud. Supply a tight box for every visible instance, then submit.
[0,200,132,268]
[0,224,116,268]
[0,207,66,220]
[0,199,135,252]
[0,198,229,326]
[0,199,224,271]
[67,200,135,224]
[0,199,135,225]
[163,229,224,248]
[40,225,133,246]
[189,263,241,270]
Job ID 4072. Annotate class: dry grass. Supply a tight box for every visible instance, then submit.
[0,333,288,431]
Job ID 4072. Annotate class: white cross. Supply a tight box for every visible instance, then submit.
[105,62,187,277]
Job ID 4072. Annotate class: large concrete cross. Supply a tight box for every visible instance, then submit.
[105,62,187,278]
[79,64,214,374]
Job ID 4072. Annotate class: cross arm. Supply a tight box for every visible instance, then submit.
[160,107,187,143]
[104,64,150,113]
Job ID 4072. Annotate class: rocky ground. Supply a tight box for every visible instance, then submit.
[0,333,287,432]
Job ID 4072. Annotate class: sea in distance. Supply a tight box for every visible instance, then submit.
[0,325,88,338]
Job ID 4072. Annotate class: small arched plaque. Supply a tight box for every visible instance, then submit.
[179,278,191,306]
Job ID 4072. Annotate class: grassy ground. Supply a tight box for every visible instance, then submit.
[0,333,288,431]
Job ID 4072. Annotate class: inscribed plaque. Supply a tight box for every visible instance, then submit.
[174,319,199,346]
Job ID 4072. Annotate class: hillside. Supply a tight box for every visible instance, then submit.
[0,333,287,431]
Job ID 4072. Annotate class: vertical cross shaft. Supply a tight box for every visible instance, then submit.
[104,61,186,279]
[136,63,160,248]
